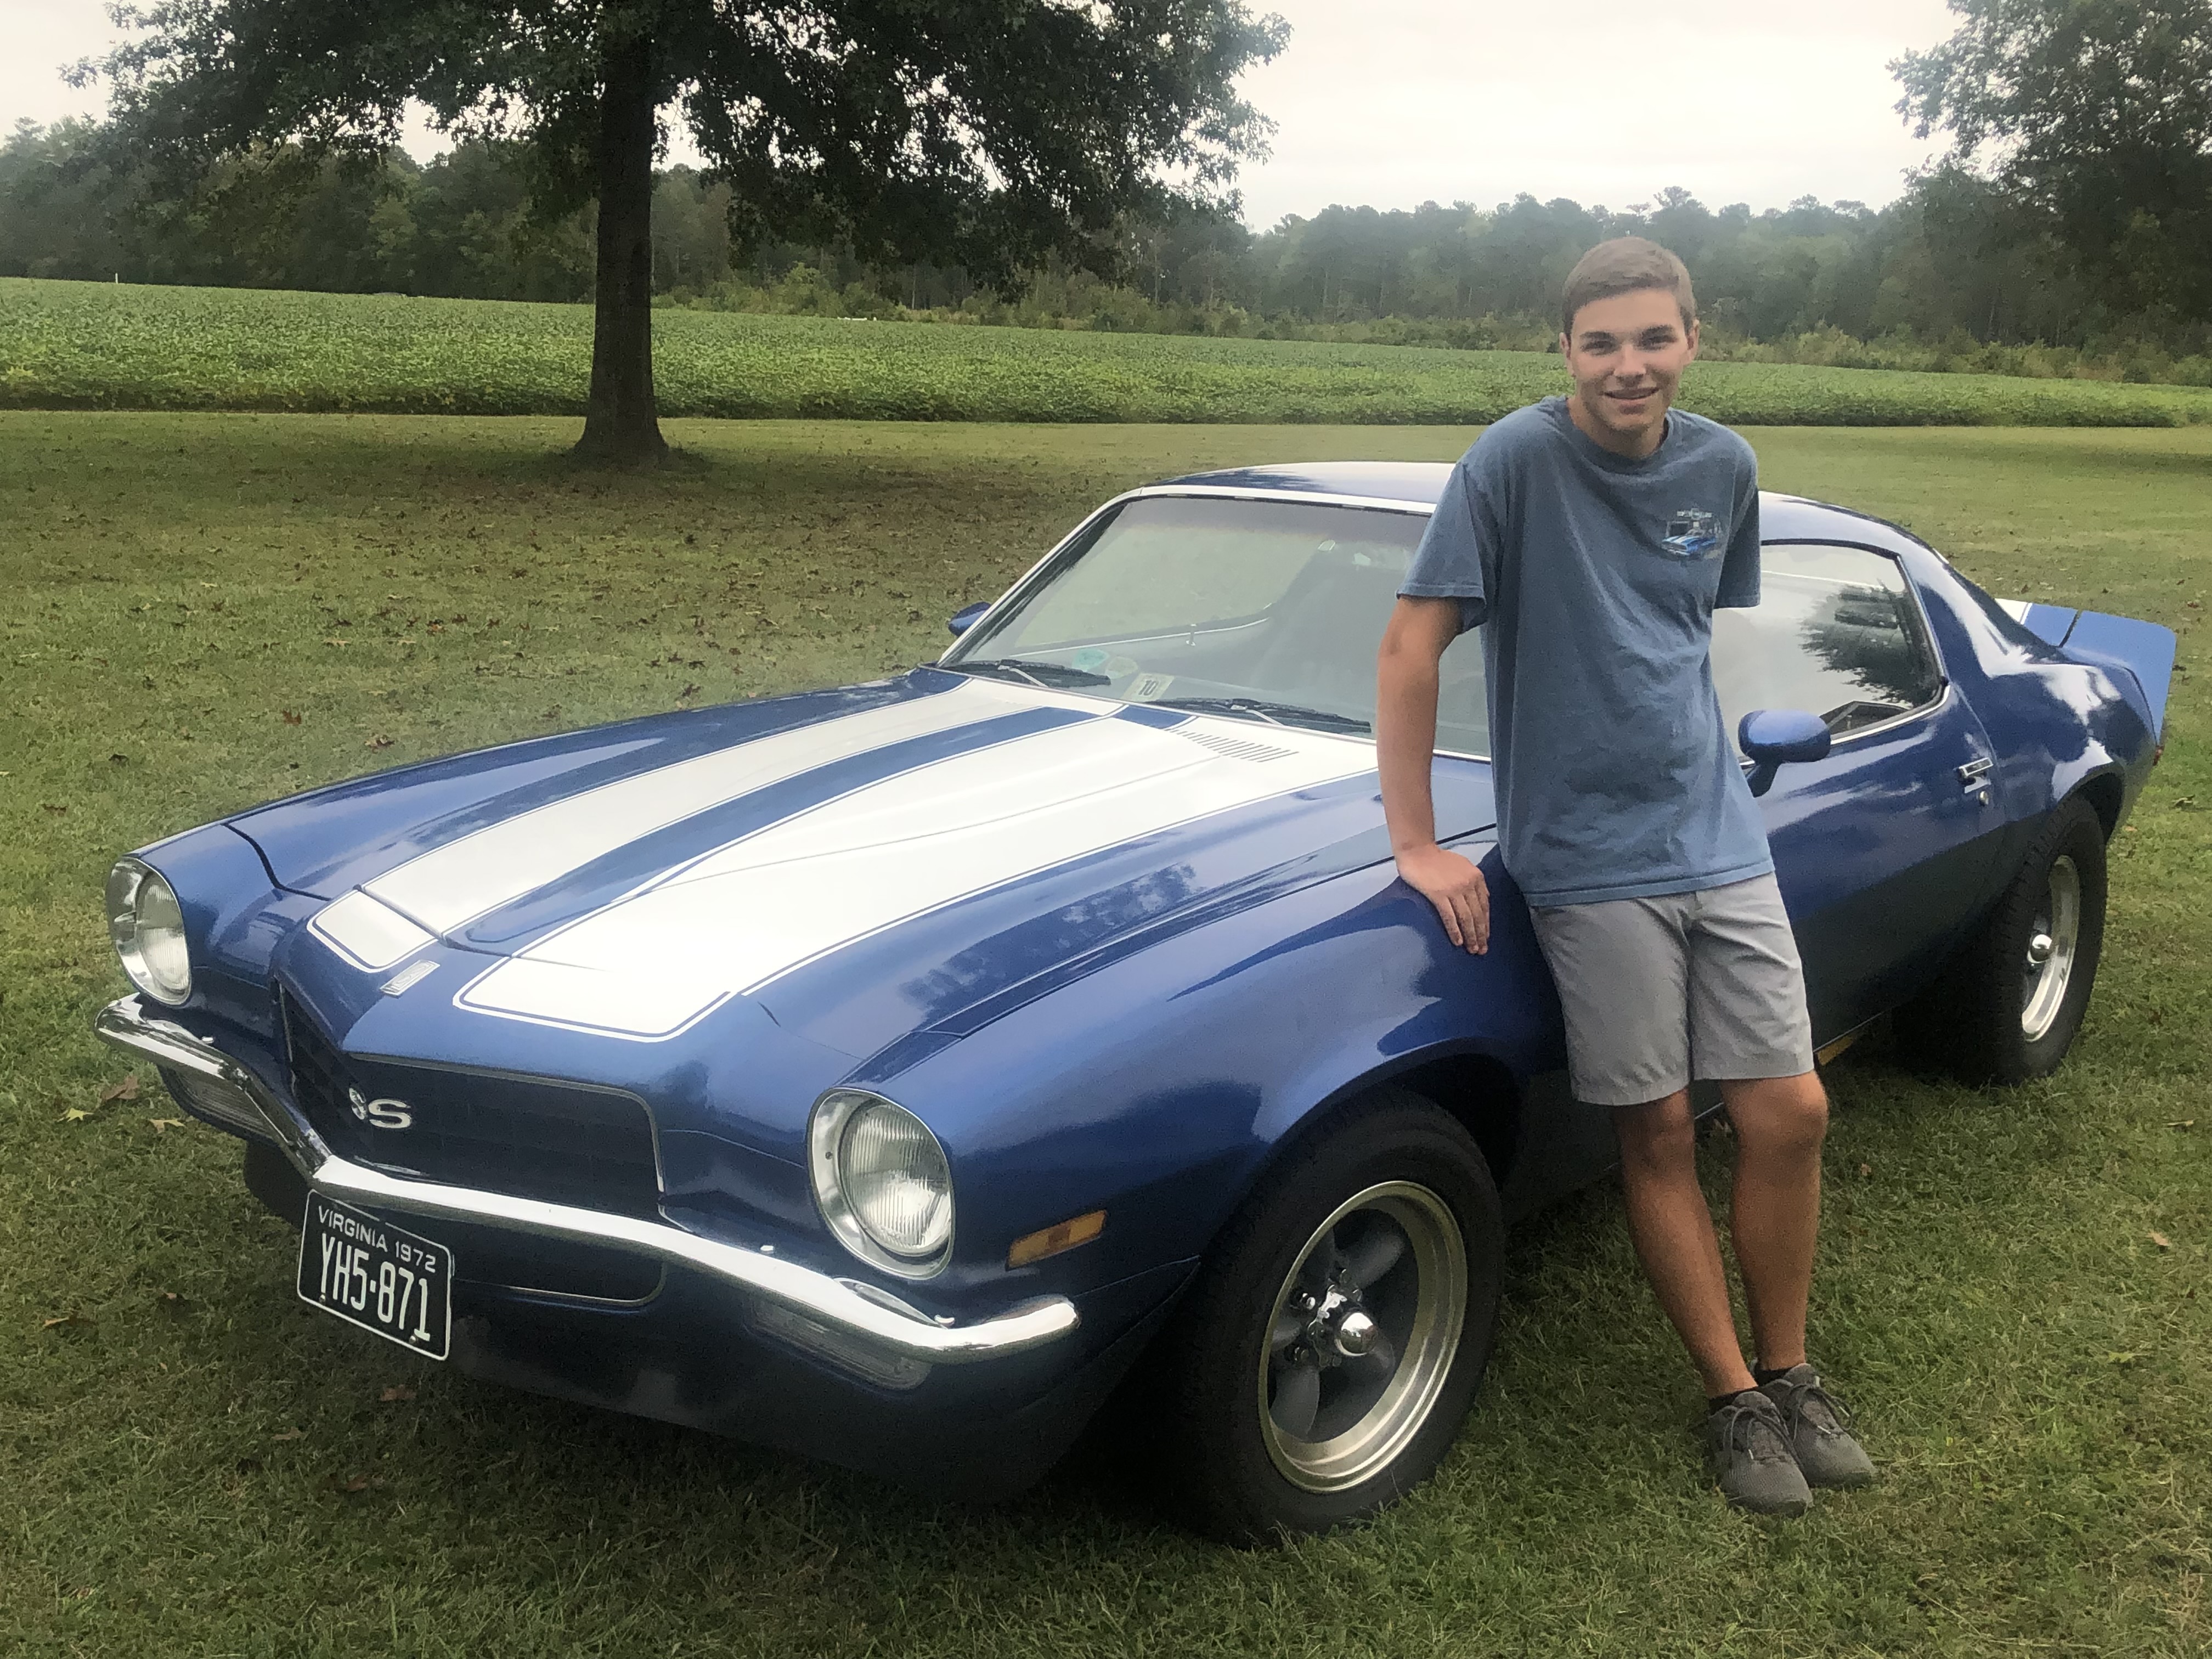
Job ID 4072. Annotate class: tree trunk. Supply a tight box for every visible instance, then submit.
[574,28,666,464]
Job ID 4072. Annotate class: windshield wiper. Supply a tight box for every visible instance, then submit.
[954,657,1111,689]
[1147,696,1372,735]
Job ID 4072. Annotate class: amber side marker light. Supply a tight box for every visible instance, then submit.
[1008,1210,1106,1269]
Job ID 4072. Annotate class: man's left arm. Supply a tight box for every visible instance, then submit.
[1717,459,1760,610]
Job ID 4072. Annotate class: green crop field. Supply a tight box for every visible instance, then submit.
[2,414,2208,1657]
[10,275,2212,427]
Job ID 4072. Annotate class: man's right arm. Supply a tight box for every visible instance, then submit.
[1377,595,1490,953]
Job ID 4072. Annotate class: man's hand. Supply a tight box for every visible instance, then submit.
[1396,843,1490,953]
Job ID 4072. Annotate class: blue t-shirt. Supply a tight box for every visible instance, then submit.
[1400,396,1770,907]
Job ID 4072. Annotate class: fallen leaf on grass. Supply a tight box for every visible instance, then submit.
[328,1472,384,1494]
[2105,1351,2141,1365]
[365,734,393,750]
[2168,1120,2196,1128]
[41,1311,94,1331]
[2174,796,2199,811]
[148,1118,184,1133]
[676,682,702,702]
[154,1290,193,1314]
[323,637,351,647]
[41,802,67,814]
[269,1429,305,1442]
[59,1107,93,1122]
[101,1074,140,1104]
[2150,1231,2173,1250]
[280,710,302,725]
[379,1384,416,1403]
[1858,1162,1872,1178]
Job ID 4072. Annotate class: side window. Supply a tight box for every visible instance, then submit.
[1712,544,1944,748]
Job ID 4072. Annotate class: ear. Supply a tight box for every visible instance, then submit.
[1683,319,1700,362]
[1558,330,1572,359]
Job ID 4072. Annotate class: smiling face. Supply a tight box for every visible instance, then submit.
[1559,287,1700,458]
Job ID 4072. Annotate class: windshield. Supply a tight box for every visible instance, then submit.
[944,494,1489,753]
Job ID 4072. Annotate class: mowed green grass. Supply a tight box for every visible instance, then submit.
[12,275,2212,427]
[3,414,2208,1659]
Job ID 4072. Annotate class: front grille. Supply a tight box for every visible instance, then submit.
[280,994,662,1220]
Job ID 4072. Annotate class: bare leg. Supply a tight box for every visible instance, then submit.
[1612,1091,1754,1398]
[1719,1070,1829,1373]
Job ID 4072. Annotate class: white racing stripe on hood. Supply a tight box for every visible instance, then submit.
[455,716,1376,1039]
[309,890,437,972]
[342,679,1071,942]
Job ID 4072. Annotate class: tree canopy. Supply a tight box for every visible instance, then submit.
[1895,0,2212,321]
[81,0,1286,458]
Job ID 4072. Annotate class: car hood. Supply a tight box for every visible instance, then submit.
[241,670,1496,1063]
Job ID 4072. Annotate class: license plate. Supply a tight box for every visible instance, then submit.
[297,1193,453,1361]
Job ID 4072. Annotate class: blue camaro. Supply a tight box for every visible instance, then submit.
[95,463,2175,1539]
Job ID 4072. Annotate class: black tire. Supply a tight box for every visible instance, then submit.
[1153,1087,1504,1544]
[1897,794,2108,1085]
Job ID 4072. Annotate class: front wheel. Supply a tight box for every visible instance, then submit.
[1898,794,2108,1084]
[1154,1088,1504,1543]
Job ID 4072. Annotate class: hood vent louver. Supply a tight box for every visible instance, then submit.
[1177,729,1296,763]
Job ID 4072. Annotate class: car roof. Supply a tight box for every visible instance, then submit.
[1156,461,1935,560]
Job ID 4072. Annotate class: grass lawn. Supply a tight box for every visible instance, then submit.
[2,414,2208,1658]
[12,276,2212,428]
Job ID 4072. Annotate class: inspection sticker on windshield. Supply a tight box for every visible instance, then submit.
[297,1193,453,1360]
[1125,673,1176,702]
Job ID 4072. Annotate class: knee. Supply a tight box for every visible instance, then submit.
[1612,1095,1699,1177]
[1730,1074,1829,1157]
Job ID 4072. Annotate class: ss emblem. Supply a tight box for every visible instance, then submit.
[346,1085,414,1131]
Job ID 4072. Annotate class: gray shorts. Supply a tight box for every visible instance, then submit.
[1528,873,1815,1107]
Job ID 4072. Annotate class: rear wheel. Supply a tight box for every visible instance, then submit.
[1154,1088,1503,1543]
[1898,795,2108,1084]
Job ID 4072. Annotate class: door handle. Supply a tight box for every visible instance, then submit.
[1957,755,1993,805]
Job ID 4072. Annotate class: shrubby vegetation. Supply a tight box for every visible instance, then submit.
[8,120,2212,389]
[8,275,2211,427]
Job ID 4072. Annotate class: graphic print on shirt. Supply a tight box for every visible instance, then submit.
[1661,507,1724,558]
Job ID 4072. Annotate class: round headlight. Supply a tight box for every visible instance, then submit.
[809,1091,953,1274]
[106,856,192,1006]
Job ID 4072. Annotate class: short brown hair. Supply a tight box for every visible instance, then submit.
[1561,238,1696,337]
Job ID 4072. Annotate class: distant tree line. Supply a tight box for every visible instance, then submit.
[7,115,2212,385]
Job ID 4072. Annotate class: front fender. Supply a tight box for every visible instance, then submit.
[889,846,1561,1299]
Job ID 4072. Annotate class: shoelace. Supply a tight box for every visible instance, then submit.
[1780,1375,1855,1438]
[1714,1397,1795,1463]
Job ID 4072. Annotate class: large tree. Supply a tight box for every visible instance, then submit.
[1894,0,2212,322]
[83,1,1285,461]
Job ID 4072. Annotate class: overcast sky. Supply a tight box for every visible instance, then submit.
[8,0,1962,224]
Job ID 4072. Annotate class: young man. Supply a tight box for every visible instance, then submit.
[1375,238,1875,1515]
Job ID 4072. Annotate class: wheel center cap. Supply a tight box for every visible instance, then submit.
[1331,1308,1379,1358]
[2028,932,2055,967]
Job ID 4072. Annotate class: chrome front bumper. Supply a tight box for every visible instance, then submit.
[94,997,1079,1367]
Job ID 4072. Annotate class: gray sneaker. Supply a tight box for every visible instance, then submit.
[1759,1364,1876,1488]
[1705,1390,1812,1516]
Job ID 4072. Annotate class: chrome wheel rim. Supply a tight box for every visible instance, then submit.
[1256,1181,1466,1493]
[2021,855,2082,1041]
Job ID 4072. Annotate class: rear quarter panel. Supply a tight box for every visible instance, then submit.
[1910,549,2160,847]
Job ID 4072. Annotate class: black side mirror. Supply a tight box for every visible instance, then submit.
[1739,708,1832,797]
[947,601,990,637]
